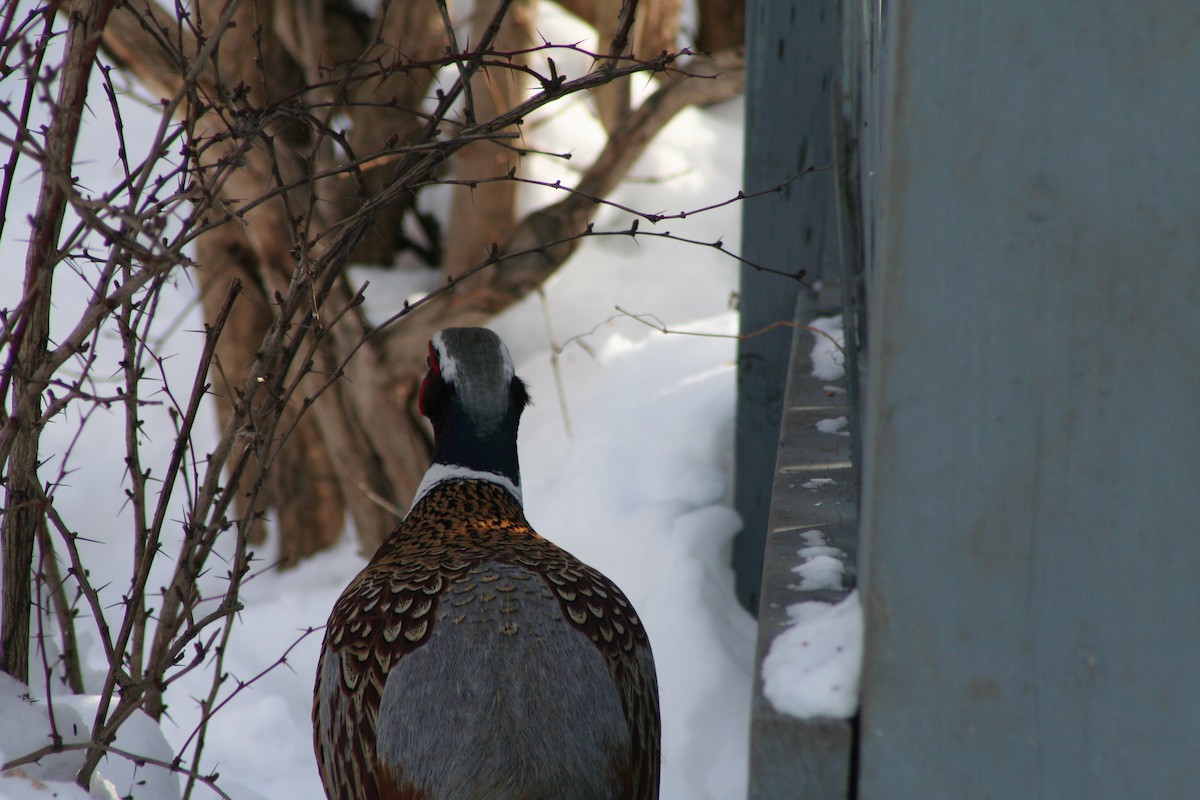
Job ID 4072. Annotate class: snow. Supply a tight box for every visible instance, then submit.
[809,315,846,381]
[0,674,90,792]
[790,529,847,593]
[760,592,864,719]
[0,305,756,798]
[0,9,768,797]
[0,674,176,800]
[816,416,850,436]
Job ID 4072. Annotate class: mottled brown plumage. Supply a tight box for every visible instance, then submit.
[313,328,660,800]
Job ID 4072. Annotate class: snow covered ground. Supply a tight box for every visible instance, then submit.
[0,7,764,797]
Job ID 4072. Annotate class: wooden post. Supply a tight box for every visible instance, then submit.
[734,0,840,614]
[857,3,1200,796]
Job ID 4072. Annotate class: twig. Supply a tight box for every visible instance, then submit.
[435,0,476,125]
[1,740,236,800]
[537,288,573,438]
[605,0,640,66]
[35,518,85,694]
[175,626,321,770]
[418,165,828,226]
[0,7,764,799]
[554,306,846,356]
[359,483,407,519]
[0,6,53,248]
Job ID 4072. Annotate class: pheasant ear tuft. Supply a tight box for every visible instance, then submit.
[512,377,531,410]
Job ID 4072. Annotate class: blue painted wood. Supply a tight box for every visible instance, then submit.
[746,298,857,800]
[734,0,840,615]
[857,3,1200,797]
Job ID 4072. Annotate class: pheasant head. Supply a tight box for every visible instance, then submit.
[414,327,531,506]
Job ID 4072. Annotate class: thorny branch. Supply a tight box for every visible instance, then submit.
[0,0,806,795]
[2,0,115,687]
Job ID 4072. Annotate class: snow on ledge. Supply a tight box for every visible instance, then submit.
[761,590,863,719]
[809,315,846,382]
[816,416,850,436]
[790,528,846,592]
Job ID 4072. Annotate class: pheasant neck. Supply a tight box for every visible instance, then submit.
[410,462,523,511]
[415,402,523,511]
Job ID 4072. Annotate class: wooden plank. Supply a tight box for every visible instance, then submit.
[748,298,856,800]
[857,3,1200,797]
[734,0,840,613]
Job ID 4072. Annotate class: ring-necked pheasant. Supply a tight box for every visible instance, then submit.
[314,327,660,800]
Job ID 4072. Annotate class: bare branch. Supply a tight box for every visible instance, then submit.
[35,519,85,695]
[2,740,236,800]
[0,4,760,796]
[3,0,116,686]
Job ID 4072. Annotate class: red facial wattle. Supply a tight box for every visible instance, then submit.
[418,341,440,417]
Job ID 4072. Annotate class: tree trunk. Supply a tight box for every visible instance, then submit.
[586,0,634,132]
[442,0,536,274]
[563,0,681,134]
[183,0,448,556]
[633,0,680,62]
[83,0,743,566]
[696,0,745,52]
